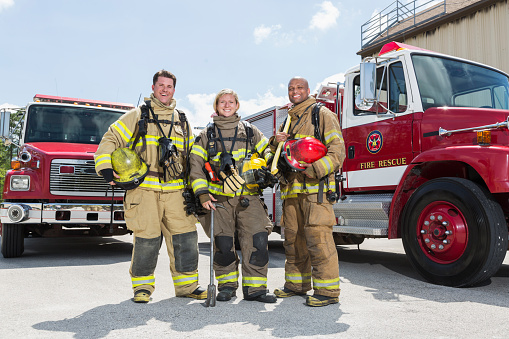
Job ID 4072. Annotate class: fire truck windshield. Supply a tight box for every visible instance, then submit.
[24,104,123,144]
[412,54,509,111]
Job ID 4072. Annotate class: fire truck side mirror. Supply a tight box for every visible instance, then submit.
[359,62,376,107]
[0,110,11,139]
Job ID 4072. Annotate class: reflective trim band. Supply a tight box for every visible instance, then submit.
[242,276,267,287]
[139,177,185,191]
[191,144,208,160]
[324,129,343,145]
[210,149,249,163]
[95,154,111,168]
[112,120,133,142]
[313,277,340,290]
[281,182,335,199]
[173,273,199,286]
[318,156,333,175]
[255,137,269,154]
[217,271,239,284]
[192,178,208,193]
[285,272,312,284]
[208,182,258,197]
[295,133,313,139]
[131,275,155,287]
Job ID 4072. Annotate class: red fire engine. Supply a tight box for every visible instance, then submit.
[244,42,509,287]
[0,94,134,258]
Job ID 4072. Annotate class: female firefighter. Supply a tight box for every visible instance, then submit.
[189,89,277,303]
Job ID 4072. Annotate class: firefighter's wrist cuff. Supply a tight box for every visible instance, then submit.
[198,193,211,205]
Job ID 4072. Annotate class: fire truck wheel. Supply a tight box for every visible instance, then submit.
[402,177,507,287]
[1,224,25,258]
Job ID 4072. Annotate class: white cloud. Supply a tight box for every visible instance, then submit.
[0,103,20,110]
[313,73,345,94]
[253,24,282,44]
[309,1,340,31]
[0,0,14,12]
[240,90,288,118]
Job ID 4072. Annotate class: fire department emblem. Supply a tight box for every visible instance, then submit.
[366,130,383,154]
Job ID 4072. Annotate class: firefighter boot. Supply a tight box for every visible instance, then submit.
[133,289,151,303]
[274,287,306,298]
[305,294,339,307]
[217,287,237,301]
[184,286,208,300]
[245,292,277,303]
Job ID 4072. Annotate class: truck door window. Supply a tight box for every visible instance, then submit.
[412,54,509,110]
[354,61,407,115]
[25,105,123,144]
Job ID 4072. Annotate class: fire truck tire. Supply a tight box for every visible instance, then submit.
[402,177,507,287]
[1,224,25,258]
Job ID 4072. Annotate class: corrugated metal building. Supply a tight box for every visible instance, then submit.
[359,0,509,74]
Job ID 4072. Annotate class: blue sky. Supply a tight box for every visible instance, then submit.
[0,0,390,128]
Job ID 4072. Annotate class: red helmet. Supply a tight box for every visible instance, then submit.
[282,137,327,171]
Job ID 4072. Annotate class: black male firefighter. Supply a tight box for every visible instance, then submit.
[271,76,346,307]
[94,70,206,303]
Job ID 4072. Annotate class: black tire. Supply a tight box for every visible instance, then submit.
[1,224,25,258]
[402,178,508,287]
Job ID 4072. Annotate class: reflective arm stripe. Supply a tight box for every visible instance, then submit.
[242,276,267,287]
[317,156,333,175]
[324,129,343,145]
[95,154,111,168]
[191,145,208,160]
[173,273,199,286]
[112,120,133,142]
[255,137,269,154]
[217,271,239,284]
[192,178,208,193]
[131,275,155,287]
[285,272,312,284]
[313,277,340,290]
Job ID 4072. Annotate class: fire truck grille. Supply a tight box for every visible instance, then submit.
[50,159,124,197]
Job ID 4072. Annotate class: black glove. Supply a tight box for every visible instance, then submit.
[101,168,115,183]
[256,166,278,189]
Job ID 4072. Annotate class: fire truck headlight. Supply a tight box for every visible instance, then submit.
[10,175,30,191]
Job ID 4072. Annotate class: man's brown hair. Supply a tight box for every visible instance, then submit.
[153,69,177,87]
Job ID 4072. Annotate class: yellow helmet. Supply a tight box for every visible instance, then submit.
[111,148,148,190]
[240,153,267,189]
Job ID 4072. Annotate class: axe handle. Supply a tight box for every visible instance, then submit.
[271,116,292,174]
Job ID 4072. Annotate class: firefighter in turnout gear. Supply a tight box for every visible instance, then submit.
[189,89,277,303]
[94,70,206,303]
[270,77,346,307]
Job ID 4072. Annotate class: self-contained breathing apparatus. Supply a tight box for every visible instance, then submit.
[277,103,339,203]
[136,101,206,217]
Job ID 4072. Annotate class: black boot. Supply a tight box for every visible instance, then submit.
[245,292,277,303]
[217,287,236,301]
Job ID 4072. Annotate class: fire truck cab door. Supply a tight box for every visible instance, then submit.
[342,60,412,191]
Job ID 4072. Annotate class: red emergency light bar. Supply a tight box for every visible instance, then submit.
[33,94,135,110]
[379,41,430,57]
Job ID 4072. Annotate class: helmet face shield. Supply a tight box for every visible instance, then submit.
[282,137,327,171]
[240,154,267,189]
[111,148,149,190]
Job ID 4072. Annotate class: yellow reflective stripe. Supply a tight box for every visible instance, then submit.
[191,145,208,160]
[281,183,335,199]
[242,276,267,287]
[295,133,313,139]
[112,120,133,142]
[173,273,198,286]
[313,277,340,289]
[139,177,185,190]
[131,275,155,287]
[255,137,269,154]
[324,129,342,145]
[285,272,311,284]
[217,271,239,284]
[192,178,208,192]
[210,149,249,163]
[208,182,258,197]
[318,156,333,175]
[95,154,111,168]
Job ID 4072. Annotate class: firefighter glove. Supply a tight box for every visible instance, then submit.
[220,168,245,194]
[101,168,115,183]
[256,166,278,189]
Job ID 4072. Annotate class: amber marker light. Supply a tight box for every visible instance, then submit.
[11,160,21,170]
[477,130,491,146]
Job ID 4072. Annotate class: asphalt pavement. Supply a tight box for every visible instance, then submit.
[1,226,508,339]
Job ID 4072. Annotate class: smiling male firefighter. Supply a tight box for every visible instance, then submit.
[94,70,206,303]
[270,76,346,307]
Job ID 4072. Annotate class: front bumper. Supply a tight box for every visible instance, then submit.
[0,202,125,224]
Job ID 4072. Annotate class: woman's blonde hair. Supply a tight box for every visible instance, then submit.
[213,88,240,113]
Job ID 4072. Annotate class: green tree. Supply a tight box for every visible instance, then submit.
[0,108,24,201]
